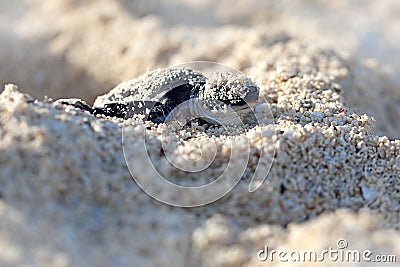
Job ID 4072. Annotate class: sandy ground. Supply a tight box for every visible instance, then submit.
[0,1,399,267]
[0,0,399,138]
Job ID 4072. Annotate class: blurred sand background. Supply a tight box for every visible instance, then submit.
[0,0,399,138]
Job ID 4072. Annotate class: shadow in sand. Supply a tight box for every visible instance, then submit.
[0,29,105,103]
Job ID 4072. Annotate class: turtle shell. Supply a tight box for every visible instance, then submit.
[91,68,259,124]
[94,68,206,107]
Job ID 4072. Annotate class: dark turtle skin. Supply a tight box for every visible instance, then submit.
[56,68,260,125]
[58,99,173,123]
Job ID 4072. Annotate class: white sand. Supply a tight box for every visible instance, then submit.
[0,0,399,138]
[0,1,399,266]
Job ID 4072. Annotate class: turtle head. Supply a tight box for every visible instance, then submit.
[196,72,259,125]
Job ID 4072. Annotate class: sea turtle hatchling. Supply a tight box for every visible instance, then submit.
[55,68,260,125]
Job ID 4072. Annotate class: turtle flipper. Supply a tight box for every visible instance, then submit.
[54,99,94,113]
[150,82,203,124]
[93,102,131,118]
[147,103,174,123]
[93,101,173,123]
[158,83,200,106]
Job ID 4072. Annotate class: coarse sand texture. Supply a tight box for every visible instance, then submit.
[0,38,399,266]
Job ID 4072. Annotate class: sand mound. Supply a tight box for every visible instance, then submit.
[1,0,399,138]
[0,39,399,266]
